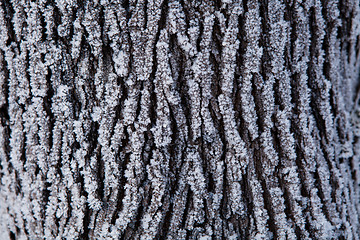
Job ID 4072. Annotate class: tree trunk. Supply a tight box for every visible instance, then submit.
[0,0,360,239]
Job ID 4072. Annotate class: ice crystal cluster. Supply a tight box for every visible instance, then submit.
[0,0,360,239]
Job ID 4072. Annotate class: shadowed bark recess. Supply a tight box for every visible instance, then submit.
[0,0,360,239]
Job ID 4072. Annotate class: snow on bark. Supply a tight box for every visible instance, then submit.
[0,0,359,239]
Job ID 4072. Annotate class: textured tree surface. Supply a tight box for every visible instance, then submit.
[1,0,360,239]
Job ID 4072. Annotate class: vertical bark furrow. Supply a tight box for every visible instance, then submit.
[0,1,359,239]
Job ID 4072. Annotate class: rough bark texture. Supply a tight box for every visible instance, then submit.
[0,0,360,239]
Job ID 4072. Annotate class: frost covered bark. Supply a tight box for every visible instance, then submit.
[0,0,360,239]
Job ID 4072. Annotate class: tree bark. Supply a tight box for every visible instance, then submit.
[0,0,360,239]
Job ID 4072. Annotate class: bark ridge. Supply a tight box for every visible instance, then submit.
[0,0,360,239]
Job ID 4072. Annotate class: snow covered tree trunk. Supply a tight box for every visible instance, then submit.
[1,0,360,239]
